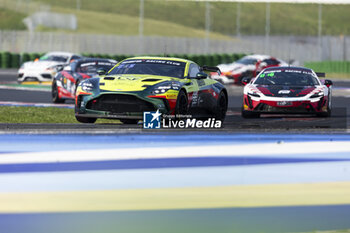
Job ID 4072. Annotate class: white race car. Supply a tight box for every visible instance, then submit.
[211,54,288,85]
[18,51,82,83]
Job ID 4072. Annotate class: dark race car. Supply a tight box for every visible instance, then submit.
[52,58,117,103]
[241,66,333,118]
[75,57,227,124]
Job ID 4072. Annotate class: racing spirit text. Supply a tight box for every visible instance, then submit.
[162,118,222,128]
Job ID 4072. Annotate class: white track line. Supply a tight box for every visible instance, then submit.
[0,141,350,164]
[0,101,73,108]
[0,85,50,92]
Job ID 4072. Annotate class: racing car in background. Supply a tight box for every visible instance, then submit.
[241,66,333,118]
[52,58,117,103]
[18,51,82,83]
[75,57,227,124]
[211,54,288,84]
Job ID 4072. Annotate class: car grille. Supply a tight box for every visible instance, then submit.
[86,94,155,113]
[258,103,315,113]
[41,74,52,79]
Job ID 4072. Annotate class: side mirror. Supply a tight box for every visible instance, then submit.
[324,79,333,87]
[259,62,267,68]
[241,77,252,85]
[202,66,221,76]
[56,65,64,72]
[97,69,106,76]
[195,72,208,79]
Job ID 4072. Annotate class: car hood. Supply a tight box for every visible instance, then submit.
[99,75,180,92]
[256,85,316,97]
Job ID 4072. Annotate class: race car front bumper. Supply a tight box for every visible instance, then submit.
[243,94,329,114]
[18,71,54,82]
[75,92,169,120]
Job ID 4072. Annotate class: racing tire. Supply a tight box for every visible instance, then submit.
[52,81,65,103]
[120,119,139,124]
[241,109,260,118]
[316,97,332,118]
[175,89,188,116]
[75,116,97,124]
[215,91,228,121]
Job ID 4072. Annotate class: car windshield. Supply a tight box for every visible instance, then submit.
[39,55,68,63]
[236,58,257,65]
[77,61,116,74]
[254,70,319,86]
[108,59,186,78]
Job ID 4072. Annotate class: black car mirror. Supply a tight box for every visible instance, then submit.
[241,77,252,85]
[97,69,106,76]
[202,65,221,76]
[54,65,64,72]
[324,79,333,87]
[195,72,208,79]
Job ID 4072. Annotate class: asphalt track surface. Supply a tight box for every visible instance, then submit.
[1,69,350,133]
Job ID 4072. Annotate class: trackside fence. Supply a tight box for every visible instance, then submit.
[1,30,350,65]
[0,51,246,68]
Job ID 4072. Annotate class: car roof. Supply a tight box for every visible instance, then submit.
[263,66,313,72]
[75,58,117,64]
[242,54,273,60]
[44,51,78,57]
[123,56,191,64]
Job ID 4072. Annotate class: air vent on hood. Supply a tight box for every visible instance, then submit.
[142,79,161,82]
[104,77,115,80]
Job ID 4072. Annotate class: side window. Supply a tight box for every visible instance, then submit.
[188,63,200,78]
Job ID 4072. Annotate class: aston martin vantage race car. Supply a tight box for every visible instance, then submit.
[75,57,228,124]
[18,51,82,83]
[241,66,333,118]
[52,58,117,103]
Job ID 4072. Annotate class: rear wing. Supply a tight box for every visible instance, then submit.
[202,65,221,75]
[315,72,326,78]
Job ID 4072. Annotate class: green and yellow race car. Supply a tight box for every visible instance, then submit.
[75,57,228,124]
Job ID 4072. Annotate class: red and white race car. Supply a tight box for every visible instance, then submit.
[51,58,117,103]
[241,66,333,118]
[211,54,288,85]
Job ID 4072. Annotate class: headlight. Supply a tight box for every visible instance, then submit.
[81,82,94,92]
[247,91,260,98]
[247,88,261,98]
[310,91,324,98]
[151,82,180,95]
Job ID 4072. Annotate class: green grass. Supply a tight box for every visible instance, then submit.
[34,0,350,36]
[300,230,350,233]
[0,106,121,124]
[0,8,26,30]
[326,73,350,79]
[39,7,230,39]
